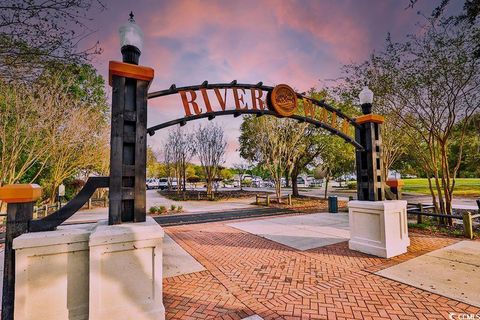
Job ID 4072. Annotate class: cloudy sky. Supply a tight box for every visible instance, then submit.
[85,0,459,165]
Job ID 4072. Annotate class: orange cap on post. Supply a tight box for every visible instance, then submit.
[356,114,385,124]
[108,61,154,86]
[386,179,404,188]
[0,184,42,203]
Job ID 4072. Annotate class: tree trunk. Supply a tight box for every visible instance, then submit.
[275,180,282,203]
[285,171,290,188]
[206,178,213,195]
[324,176,329,200]
[291,168,299,197]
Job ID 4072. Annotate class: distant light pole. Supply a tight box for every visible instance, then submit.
[359,85,374,114]
[119,11,144,65]
[58,183,65,205]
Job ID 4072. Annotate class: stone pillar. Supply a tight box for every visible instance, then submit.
[89,216,165,320]
[13,225,92,320]
[355,114,385,201]
[348,200,410,258]
[108,61,154,224]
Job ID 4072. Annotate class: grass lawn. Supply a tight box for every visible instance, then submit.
[402,178,480,197]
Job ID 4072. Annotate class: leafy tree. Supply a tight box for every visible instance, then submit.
[240,115,308,201]
[317,137,355,199]
[342,18,479,218]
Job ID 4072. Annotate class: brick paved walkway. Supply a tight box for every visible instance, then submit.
[163,218,480,319]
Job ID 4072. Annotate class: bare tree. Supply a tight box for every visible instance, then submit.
[193,124,227,195]
[162,127,194,192]
[0,0,104,80]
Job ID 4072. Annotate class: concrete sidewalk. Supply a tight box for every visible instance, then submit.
[228,212,350,250]
[377,240,480,307]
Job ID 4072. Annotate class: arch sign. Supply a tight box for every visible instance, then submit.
[147,82,358,147]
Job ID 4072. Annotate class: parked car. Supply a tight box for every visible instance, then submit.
[146,178,160,190]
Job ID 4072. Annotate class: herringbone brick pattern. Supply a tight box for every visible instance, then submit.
[163,220,479,319]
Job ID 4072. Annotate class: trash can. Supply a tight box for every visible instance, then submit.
[328,196,338,213]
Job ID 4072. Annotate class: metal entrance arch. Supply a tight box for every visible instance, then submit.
[101,37,385,219]
[146,82,362,149]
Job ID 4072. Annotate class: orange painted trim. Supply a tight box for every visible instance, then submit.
[356,114,384,124]
[0,184,42,203]
[386,179,404,188]
[108,61,154,86]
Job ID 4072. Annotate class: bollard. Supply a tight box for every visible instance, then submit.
[288,194,292,206]
[417,203,424,224]
[0,184,41,320]
[256,194,259,205]
[328,196,338,213]
[266,195,270,207]
[463,212,473,239]
[88,198,92,209]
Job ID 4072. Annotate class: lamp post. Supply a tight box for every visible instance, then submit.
[108,13,153,224]
[354,86,385,201]
[119,12,144,65]
[359,85,373,114]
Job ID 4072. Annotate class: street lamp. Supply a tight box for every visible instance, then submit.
[119,12,144,65]
[359,86,374,114]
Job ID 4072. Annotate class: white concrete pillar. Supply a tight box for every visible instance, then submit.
[348,200,410,258]
[13,225,92,320]
[88,216,165,320]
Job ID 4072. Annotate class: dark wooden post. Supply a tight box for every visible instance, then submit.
[417,203,424,224]
[355,113,385,201]
[0,184,41,320]
[108,61,154,224]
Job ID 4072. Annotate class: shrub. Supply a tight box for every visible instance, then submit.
[170,204,176,211]
[149,206,158,214]
[347,182,357,190]
[158,205,167,213]
[177,205,183,212]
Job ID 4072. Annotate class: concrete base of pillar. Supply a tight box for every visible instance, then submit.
[348,200,410,258]
[89,217,165,320]
[13,225,93,320]
[12,217,165,320]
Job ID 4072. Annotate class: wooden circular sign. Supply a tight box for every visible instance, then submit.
[269,84,297,116]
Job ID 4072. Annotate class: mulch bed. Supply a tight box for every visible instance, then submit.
[158,189,269,201]
[266,195,348,212]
